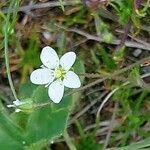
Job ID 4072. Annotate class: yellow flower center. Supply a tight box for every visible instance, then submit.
[54,67,66,80]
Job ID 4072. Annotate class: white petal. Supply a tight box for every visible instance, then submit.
[13,99,22,106]
[30,68,54,85]
[15,109,21,113]
[60,52,76,71]
[7,104,15,108]
[63,71,81,88]
[48,80,64,103]
[40,46,59,69]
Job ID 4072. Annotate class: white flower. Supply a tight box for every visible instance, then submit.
[30,46,81,103]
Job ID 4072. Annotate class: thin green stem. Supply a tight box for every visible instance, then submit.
[64,130,77,150]
[4,0,18,101]
[4,32,18,100]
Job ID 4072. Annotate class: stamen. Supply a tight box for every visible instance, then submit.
[54,67,66,80]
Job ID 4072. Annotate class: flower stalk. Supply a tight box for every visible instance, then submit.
[4,1,18,101]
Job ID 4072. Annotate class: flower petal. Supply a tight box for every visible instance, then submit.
[40,46,59,69]
[63,71,81,88]
[13,99,22,106]
[60,52,76,71]
[15,109,21,113]
[48,80,64,103]
[30,68,54,85]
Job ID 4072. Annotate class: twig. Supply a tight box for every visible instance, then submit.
[79,73,126,81]
[2,0,81,13]
[56,24,150,51]
[84,120,119,132]
[96,85,125,119]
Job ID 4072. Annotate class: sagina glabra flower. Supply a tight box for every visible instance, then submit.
[30,46,81,103]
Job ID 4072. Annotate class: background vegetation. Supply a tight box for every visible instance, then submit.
[0,0,150,149]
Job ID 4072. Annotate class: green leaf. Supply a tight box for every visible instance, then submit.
[25,86,71,144]
[0,102,25,150]
[0,128,23,150]
[18,82,37,99]
[25,140,47,150]
[113,46,125,63]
